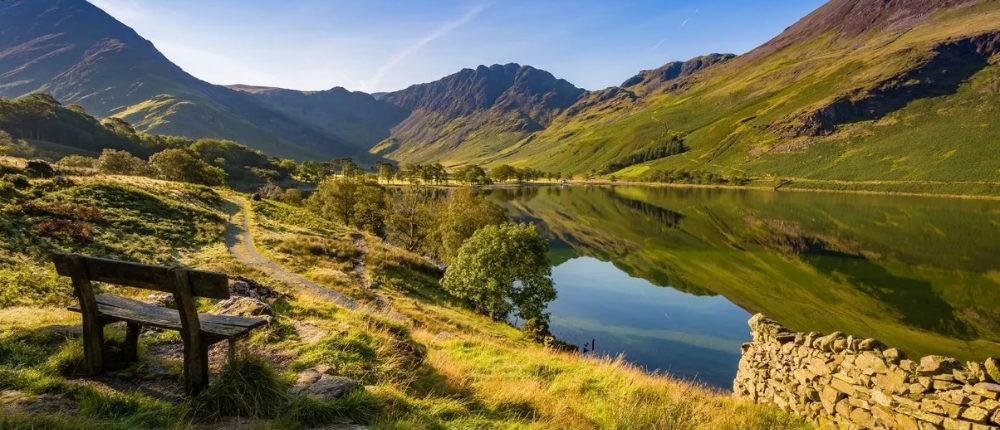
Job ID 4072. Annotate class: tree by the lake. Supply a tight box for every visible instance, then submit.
[442,223,556,340]
[454,164,489,185]
[490,164,517,183]
[376,162,397,183]
[308,175,388,234]
[430,188,508,263]
[386,186,437,252]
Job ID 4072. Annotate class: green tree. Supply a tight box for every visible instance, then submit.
[0,129,11,155]
[376,162,397,184]
[386,186,437,251]
[454,165,489,185]
[57,154,97,168]
[430,188,508,263]
[441,223,556,339]
[148,149,226,185]
[490,165,516,183]
[96,149,146,176]
[308,176,388,234]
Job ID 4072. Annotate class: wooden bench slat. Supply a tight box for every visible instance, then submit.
[52,254,230,300]
[68,294,267,339]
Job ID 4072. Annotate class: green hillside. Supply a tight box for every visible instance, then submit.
[488,0,1000,189]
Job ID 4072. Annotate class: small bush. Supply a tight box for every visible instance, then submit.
[185,353,289,423]
[24,160,55,178]
[2,174,30,190]
[56,155,97,169]
[37,219,96,241]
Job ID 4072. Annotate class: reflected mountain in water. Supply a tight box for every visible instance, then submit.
[489,186,1000,362]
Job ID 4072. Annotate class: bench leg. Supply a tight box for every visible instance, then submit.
[228,338,238,365]
[183,340,211,397]
[122,322,141,363]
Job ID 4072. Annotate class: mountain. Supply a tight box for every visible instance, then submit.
[0,0,355,160]
[370,63,587,165]
[487,0,1000,186]
[228,85,410,150]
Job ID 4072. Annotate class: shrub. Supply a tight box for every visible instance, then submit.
[96,149,146,176]
[2,174,30,190]
[56,155,97,169]
[36,219,96,241]
[148,149,227,186]
[24,160,55,178]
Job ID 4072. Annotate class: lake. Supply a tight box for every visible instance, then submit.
[486,185,1000,389]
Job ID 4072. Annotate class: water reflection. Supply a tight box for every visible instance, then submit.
[491,185,1000,386]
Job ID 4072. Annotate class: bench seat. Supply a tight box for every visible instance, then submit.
[69,294,267,341]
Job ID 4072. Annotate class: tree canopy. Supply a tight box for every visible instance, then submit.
[441,223,556,339]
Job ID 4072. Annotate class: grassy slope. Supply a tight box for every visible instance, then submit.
[0,167,806,429]
[481,4,1000,194]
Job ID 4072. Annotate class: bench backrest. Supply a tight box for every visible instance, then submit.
[52,253,230,299]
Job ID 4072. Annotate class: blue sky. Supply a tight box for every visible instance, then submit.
[87,0,827,93]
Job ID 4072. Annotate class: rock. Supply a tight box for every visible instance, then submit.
[146,293,175,307]
[871,389,894,407]
[884,348,904,364]
[855,351,889,374]
[992,409,1000,425]
[897,414,921,430]
[292,320,329,344]
[291,368,361,401]
[944,418,972,430]
[212,297,272,317]
[229,276,284,301]
[985,358,1000,383]
[977,383,1000,400]
[919,356,958,375]
[858,338,883,351]
[962,406,990,423]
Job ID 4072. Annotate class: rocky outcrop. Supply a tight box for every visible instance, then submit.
[291,365,361,400]
[735,314,1000,430]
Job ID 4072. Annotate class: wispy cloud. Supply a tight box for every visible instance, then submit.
[648,38,667,53]
[359,3,491,92]
[680,8,700,28]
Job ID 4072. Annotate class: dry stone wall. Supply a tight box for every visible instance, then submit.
[735,314,1000,430]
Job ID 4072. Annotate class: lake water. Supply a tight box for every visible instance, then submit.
[487,186,1000,389]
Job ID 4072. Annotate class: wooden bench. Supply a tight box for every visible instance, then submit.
[52,253,268,396]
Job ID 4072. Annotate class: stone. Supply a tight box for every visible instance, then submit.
[920,356,959,375]
[984,358,1000,384]
[211,297,272,317]
[816,332,843,351]
[859,338,884,351]
[936,380,964,391]
[975,383,1000,400]
[944,418,973,430]
[900,359,919,372]
[898,414,922,430]
[962,406,991,423]
[969,362,988,382]
[291,368,361,400]
[835,399,852,417]
[831,377,857,396]
[850,408,875,428]
[810,357,833,376]
[873,405,897,426]
[979,399,999,413]
[878,368,912,394]
[906,407,947,425]
[871,389,894,407]
[884,348,905,364]
[146,293,175,307]
[992,409,1000,425]
[856,352,890,374]
[941,390,972,406]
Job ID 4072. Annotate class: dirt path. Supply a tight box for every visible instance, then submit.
[224,200,357,310]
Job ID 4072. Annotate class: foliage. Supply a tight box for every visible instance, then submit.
[56,154,97,169]
[96,149,146,176]
[147,149,226,186]
[0,94,160,157]
[601,136,686,174]
[639,168,749,186]
[2,174,29,190]
[385,186,437,252]
[489,164,517,183]
[442,223,556,330]
[24,160,55,178]
[429,188,508,263]
[453,164,490,185]
[308,176,387,234]
[189,138,286,183]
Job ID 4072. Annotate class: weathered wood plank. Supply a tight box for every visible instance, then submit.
[92,294,265,329]
[172,268,208,396]
[67,296,263,338]
[52,253,230,299]
[68,255,104,376]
